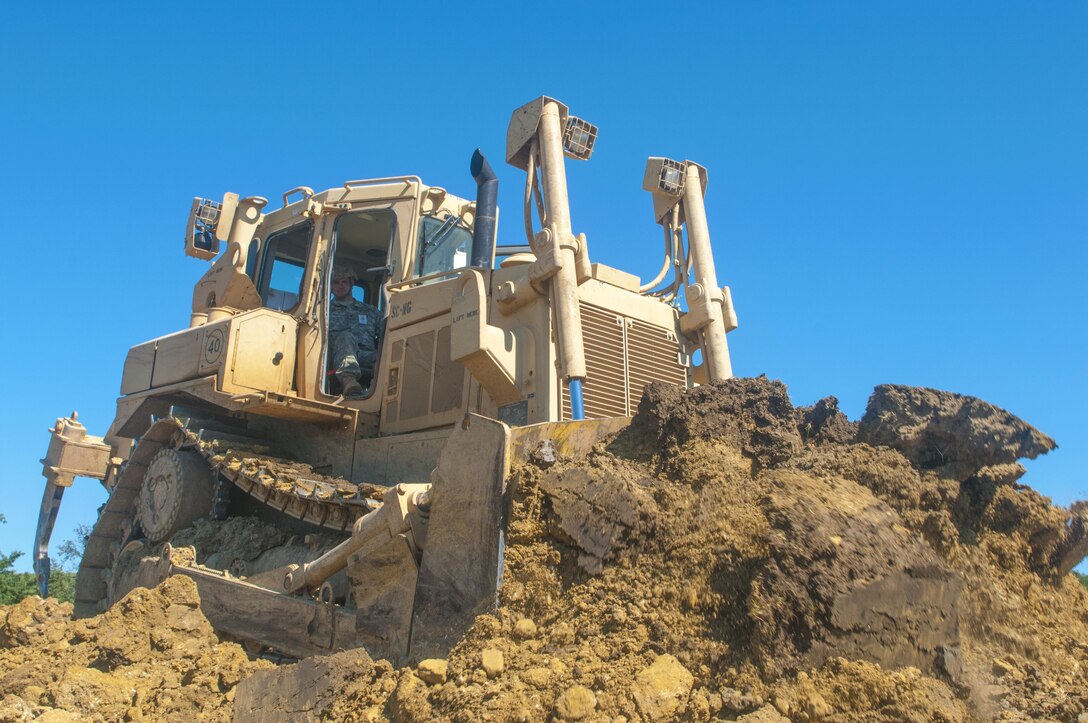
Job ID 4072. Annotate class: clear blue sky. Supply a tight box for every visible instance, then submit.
[1,3,1085,573]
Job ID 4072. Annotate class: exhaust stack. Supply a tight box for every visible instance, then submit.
[470,149,498,269]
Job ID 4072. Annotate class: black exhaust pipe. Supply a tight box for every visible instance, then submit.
[471,148,498,268]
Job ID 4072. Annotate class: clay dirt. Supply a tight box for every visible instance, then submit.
[3,378,1087,722]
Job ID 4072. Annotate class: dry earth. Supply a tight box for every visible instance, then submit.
[3,378,1087,722]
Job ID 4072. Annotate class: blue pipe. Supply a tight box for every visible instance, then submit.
[569,378,585,420]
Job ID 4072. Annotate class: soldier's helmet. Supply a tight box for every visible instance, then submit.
[332,265,356,282]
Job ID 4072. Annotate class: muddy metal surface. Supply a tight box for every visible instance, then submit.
[3,378,1087,722]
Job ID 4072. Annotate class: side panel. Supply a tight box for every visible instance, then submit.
[223,311,298,393]
[120,340,155,395]
[126,310,298,397]
[150,325,211,388]
[379,312,468,435]
[485,264,552,425]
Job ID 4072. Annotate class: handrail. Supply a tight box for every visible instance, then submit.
[386,267,468,291]
[282,186,314,208]
[342,176,421,191]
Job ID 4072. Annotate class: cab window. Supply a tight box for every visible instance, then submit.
[417,215,473,278]
[257,221,312,311]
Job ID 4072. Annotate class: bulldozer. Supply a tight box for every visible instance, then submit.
[33,96,738,663]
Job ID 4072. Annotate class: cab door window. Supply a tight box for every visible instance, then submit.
[325,209,396,397]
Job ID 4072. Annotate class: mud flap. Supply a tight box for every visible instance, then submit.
[408,414,510,662]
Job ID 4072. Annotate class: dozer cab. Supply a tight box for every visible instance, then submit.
[34,97,739,663]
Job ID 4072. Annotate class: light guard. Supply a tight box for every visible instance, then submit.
[643,157,686,223]
[563,116,597,160]
[185,197,222,260]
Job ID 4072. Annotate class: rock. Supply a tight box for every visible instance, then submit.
[523,667,552,688]
[536,465,654,575]
[552,622,576,645]
[719,687,749,713]
[856,385,1055,475]
[165,603,206,632]
[798,396,858,445]
[1056,500,1088,575]
[737,704,791,722]
[514,618,538,639]
[417,658,448,684]
[49,666,136,713]
[992,657,1022,679]
[530,439,558,467]
[690,690,712,719]
[631,654,694,719]
[555,685,597,720]
[0,694,43,721]
[388,670,433,720]
[234,649,374,721]
[481,648,505,678]
[801,690,832,719]
[158,574,203,607]
[0,597,73,649]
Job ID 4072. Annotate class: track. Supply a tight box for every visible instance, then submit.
[74,414,385,618]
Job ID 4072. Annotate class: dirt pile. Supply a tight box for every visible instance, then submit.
[229,378,1087,722]
[5,378,1088,722]
[0,575,272,722]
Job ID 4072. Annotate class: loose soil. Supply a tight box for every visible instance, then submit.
[3,379,1086,722]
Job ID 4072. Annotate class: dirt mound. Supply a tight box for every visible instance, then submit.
[6,378,1087,721]
[0,575,272,721]
[227,378,1087,721]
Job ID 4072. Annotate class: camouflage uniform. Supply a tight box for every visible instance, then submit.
[330,296,381,383]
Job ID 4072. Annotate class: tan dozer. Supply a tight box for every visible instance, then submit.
[34,97,739,663]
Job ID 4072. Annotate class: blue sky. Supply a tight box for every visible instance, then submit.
[1,3,1085,573]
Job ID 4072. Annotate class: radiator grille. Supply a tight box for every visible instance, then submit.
[561,303,688,419]
[626,316,689,410]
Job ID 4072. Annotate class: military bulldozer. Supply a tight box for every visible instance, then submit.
[34,96,738,663]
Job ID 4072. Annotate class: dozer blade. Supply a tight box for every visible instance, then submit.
[407,413,629,661]
[408,415,509,660]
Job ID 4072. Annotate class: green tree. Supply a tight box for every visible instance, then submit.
[55,523,92,571]
[0,513,78,606]
[1077,571,1088,590]
[0,513,34,604]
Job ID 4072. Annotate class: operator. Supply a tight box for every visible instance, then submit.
[330,265,381,398]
